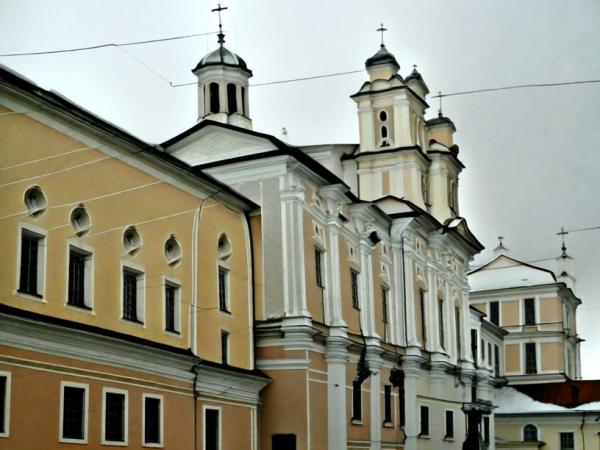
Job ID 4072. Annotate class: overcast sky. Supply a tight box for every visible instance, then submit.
[1,0,599,377]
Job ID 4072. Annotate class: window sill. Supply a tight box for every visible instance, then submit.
[122,317,144,326]
[444,436,455,441]
[218,309,232,315]
[383,421,394,428]
[165,329,181,336]
[418,434,430,439]
[351,419,363,425]
[15,289,45,302]
[101,440,127,447]
[66,303,94,314]
[60,437,88,444]
[143,443,164,449]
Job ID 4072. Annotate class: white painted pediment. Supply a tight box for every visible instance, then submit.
[166,124,277,167]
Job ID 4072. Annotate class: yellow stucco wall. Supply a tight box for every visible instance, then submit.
[541,342,564,372]
[502,300,520,327]
[0,106,253,370]
[496,422,600,450]
[505,344,521,373]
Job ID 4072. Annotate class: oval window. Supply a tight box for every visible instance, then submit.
[24,186,48,216]
[379,110,387,122]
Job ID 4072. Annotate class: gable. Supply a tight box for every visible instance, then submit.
[468,255,557,292]
[164,123,277,167]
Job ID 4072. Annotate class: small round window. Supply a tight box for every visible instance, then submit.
[218,234,232,259]
[70,206,91,235]
[165,236,182,265]
[24,186,48,216]
[123,226,142,254]
[379,110,387,122]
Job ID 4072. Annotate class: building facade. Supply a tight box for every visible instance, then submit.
[0,66,269,449]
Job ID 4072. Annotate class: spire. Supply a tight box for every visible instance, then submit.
[376,23,387,48]
[211,3,228,47]
[558,227,569,258]
[493,236,509,256]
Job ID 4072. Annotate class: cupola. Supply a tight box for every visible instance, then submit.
[192,5,252,129]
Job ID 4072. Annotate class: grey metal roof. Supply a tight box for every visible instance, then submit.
[192,46,252,75]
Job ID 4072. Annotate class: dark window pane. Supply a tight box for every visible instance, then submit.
[445,410,454,438]
[351,271,359,309]
[209,83,220,114]
[490,301,499,325]
[525,343,537,374]
[352,380,361,421]
[438,298,445,349]
[455,309,462,358]
[382,289,388,323]
[384,385,392,423]
[524,298,535,325]
[483,416,490,444]
[315,249,324,288]
[221,331,229,365]
[272,434,296,450]
[381,125,388,138]
[0,376,6,434]
[524,424,538,442]
[68,251,86,307]
[165,285,176,331]
[420,405,429,435]
[144,397,161,444]
[123,271,138,321]
[227,83,237,113]
[62,386,85,440]
[19,234,39,295]
[241,87,246,115]
[420,290,427,347]
[560,432,574,450]
[205,409,219,450]
[494,345,500,376]
[105,392,125,442]
[471,330,478,362]
[399,384,405,426]
[218,266,228,312]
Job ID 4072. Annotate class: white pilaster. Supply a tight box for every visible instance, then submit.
[325,337,349,450]
[368,351,384,450]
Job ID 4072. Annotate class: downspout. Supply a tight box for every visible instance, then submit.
[580,411,586,450]
[192,362,202,450]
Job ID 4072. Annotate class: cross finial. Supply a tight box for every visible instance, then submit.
[376,23,387,47]
[211,3,228,47]
[498,236,504,246]
[558,227,569,257]
[438,91,443,118]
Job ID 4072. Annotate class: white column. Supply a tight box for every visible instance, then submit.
[368,352,384,450]
[359,238,376,337]
[326,216,345,327]
[219,81,227,113]
[403,251,419,347]
[402,358,421,450]
[280,186,310,317]
[326,337,349,450]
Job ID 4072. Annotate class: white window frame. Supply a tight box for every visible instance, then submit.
[522,423,540,442]
[0,371,11,438]
[65,241,94,311]
[59,381,89,444]
[558,430,576,450]
[142,393,164,448]
[163,277,181,335]
[203,405,222,450]
[16,222,47,301]
[120,261,145,325]
[101,387,129,446]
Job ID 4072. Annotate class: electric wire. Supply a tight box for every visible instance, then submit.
[0,31,219,57]
[432,79,600,98]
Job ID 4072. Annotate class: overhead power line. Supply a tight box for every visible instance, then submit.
[432,80,600,98]
[0,31,218,57]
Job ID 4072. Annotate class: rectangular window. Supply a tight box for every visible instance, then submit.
[445,410,454,439]
[165,282,179,332]
[524,298,536,325]
[19,229,45,297]
[315,248,324,288]
[68,247,92,309]
[483,416,490,444]
[352,380,362,421]
[221,330,229,365]
[60,383,87,442]
[490,301,499,326]
[382,288,389,324]
[438,298,445,349]
[494,345,500,376]
[455,309,462,358]
[559,432,575,450]
[419,405,429,436]
[488,343,492,365]
[420,290,427,347]
[0,372,10,437]
[205,408,220,450]
[272,434,296,450]
[399,384,405,426]
[218,266,229,312]
[103,389,127,444]
[525,343,537,374]
[384,385,392,424]
[123,268,143,323]
[143,395,162,446]
[351,270,360,309]
[471,330,478,362]
[481,339,485,362]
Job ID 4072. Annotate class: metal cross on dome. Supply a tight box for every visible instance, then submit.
[212,3,228,46]
[376,23,387,47]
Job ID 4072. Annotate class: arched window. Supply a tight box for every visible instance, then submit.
[209,82,220,114]
[241,87,246,115]
[523,424,538,442]
[227,83,237,114]
[217,234,232,313]
[381,125,388,138]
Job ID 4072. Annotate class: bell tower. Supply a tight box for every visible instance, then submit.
[192,4,253,129]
